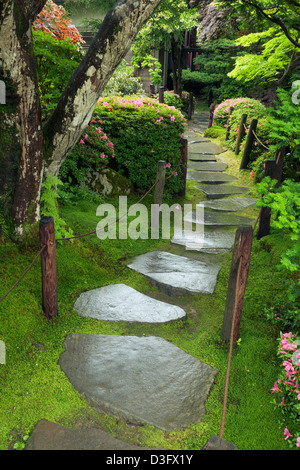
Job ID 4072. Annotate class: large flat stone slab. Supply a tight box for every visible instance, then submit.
[188,142,225,155]
[171,230,235,253]
[127,251,221,295]
[198,197,257,212]
[187,171,238,184]
[184,210,255,227]
[74,284,186,324]
[188,161,227,172]
[25,420,162,450]
[188,154,217,162]
[58,334,218,431]
[195,184,250,198]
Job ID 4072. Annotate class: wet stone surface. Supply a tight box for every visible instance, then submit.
[187,171,238,183]
[74,284,186,324]
[195,184,249,198]
[171,230,235,253]
[188,154,217,162]
[198,197,257,212]
[184,209,255,227]
[58,334,218,431]
[188,142,226,155]
[188,161,228,172]
[127,251,221,295]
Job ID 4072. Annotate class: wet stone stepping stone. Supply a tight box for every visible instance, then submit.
[171,230,235,253]
[188,161,227,172]
[198,197,257,212]
[195,184,250,198]
[183,210,255,227]
[58,334,218,431]
[127,251,221,296]
[74,284,186,324]
[187,171,238,184]
[188,142,225,155]
[188,154,217,162]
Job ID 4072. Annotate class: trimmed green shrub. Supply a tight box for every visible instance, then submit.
[91,95,186,196]
[102,61,144,97]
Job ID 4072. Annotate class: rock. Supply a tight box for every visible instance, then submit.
[25,420,161,450]
[198,197,257,212]
[58,334,218,431]
[187,142,225,155]
[187,171,238,183]
[202,434,238,450]
[74,284,186,324]
[85,167,133,196]
[171,230,235,253]
[188,161,228,172]
[127,251,221,295]
[195,184,250,198]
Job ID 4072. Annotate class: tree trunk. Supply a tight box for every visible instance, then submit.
[0,0,163,236]
[170,37,183,95]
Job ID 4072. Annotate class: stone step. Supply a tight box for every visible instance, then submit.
[171,230,235,253]
[188,142,225,155]
[195,184,250,198]
[188,154,217,162]
[74,284,186,324]
[187,171,238,184]
[25,420,162,450]
[58,334,218,431]
[198,197,257,212]
[188,161,228,172]
[127,251,221,296]
[183,210,255,227]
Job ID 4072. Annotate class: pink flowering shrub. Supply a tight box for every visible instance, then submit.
[271,332,300,449]
[213,97,266,127]
[59,118,115,188]
[92,95,186,195]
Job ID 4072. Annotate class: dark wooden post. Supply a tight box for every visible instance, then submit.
[39,216,58,319]
[159,86,164,103]
[208,100,217,128]
[225,106,234,141]
[154,160,166,205]
[188,92,194,120]
[221,226,253,342]
[257,160,276,240]
[273,146,286,188]
[178,138,188,196]
[240,118,258,169]
[150,84,155,96]
[235,114,247,155]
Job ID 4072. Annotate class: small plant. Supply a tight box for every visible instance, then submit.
[270,332,300,449]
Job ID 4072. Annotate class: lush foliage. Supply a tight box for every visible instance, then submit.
[33,0,85,44]
[91,95,186,195]
[213,97,266,127]
[33,30,83,120]
[270,332,300,449]
[155,90,195,115]
[59,118,115,190]
[102,61,144,97]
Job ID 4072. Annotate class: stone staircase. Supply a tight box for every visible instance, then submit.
[26,110,253,450]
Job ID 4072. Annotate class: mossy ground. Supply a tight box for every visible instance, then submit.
[0,114,294,451]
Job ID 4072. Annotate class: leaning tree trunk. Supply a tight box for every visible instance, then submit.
[0,0,45,236]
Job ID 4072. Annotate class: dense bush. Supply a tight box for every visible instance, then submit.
[155,90,195,116]
[102,61,144,97]
[91,95,186,195]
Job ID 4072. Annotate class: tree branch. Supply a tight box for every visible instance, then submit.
[43,0,163,176]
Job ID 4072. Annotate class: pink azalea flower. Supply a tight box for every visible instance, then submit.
[271,381,282,393]
[250,170,254,179]
[297,437,300,448]
[79,139,85,144]
[166,162,171,168]
[284,427,293,440]
[84,134,88,139]
[170,116,175,121]
[150,150,154,153]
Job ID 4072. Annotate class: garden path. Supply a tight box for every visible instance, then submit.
[26,110,253,450]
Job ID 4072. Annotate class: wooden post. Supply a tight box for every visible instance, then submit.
[257,160,276,240]
[273,146,286,188]
[154,160,166,205]
[240,118,258,169]
[150,84,155,96]
[188,92,194,120]
[208,100,217,128]
[221,226,253,342]
[39,216,58,319]
[159,86,164,103]
[235,114,247,155]
[225,106,234,141]
[178,138,188,196]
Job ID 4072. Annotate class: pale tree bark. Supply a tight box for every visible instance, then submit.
[0,0,163,236]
